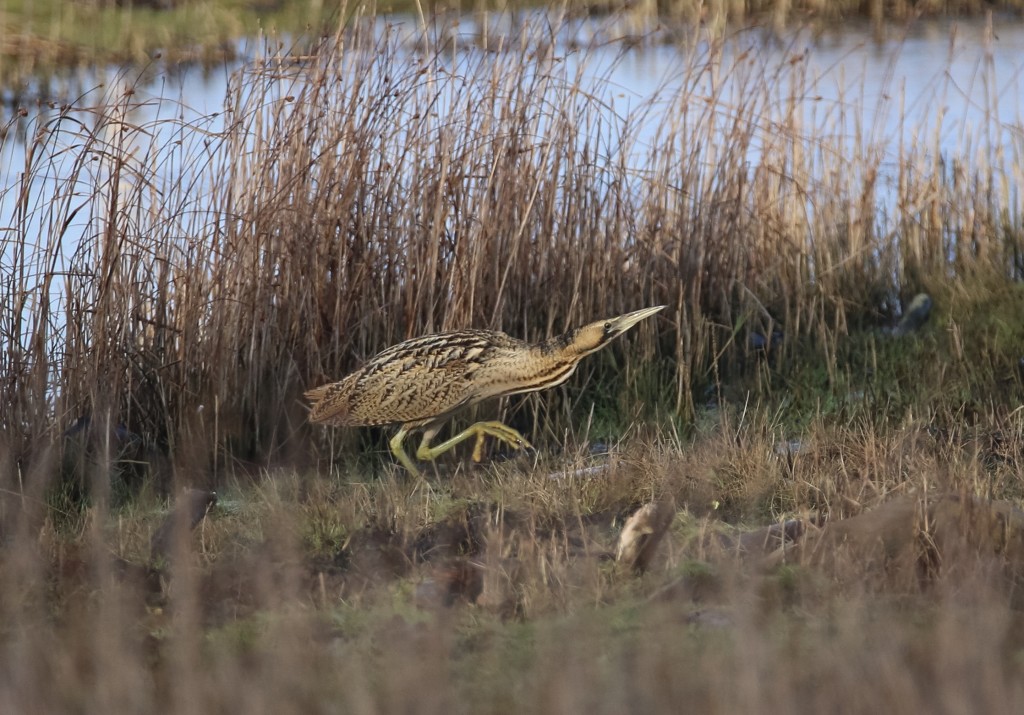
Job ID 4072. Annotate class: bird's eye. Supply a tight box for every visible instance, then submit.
[603,322,612,332]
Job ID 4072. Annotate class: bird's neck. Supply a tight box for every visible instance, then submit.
[538,329,581,358]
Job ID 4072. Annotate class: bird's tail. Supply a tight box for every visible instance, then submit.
[303,384,332,403]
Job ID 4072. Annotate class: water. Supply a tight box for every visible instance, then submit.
[2,14,1023,357]
[3,16,1023,229]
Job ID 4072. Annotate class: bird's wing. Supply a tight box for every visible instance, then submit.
[307,330,518,427]
[346,333,498,425]
[305,375,359,425]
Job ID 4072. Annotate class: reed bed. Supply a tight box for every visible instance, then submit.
[3,15,1022,479]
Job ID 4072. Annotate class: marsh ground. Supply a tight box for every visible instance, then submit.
[5,391,1024,713]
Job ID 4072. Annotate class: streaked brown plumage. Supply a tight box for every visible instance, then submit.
[306,306,665,475]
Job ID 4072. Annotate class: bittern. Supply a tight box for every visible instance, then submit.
[305,305,665,476]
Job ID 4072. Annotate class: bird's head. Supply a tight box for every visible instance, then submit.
[563,305,665,357]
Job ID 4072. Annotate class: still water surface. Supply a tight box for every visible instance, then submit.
[2,14,1023,270]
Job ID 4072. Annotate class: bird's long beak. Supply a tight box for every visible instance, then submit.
[606,305,666,337]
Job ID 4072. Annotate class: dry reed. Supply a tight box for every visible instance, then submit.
[4,16,1021,480]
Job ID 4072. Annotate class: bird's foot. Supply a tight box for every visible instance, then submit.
[468,422,533,463]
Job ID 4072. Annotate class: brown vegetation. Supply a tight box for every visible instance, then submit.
[2,12,1024,713]
[3,415,1024,712]
[3,16,1021,478]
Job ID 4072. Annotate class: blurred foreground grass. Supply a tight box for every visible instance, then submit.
[6,397,1024,713]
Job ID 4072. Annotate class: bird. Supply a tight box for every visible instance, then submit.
[305,305,665,476]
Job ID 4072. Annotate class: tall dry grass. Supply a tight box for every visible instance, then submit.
[1,13,1023,488]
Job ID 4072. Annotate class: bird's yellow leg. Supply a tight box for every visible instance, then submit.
[416,421,533,464]
[471,431,487,463]
[388,427,423,477]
